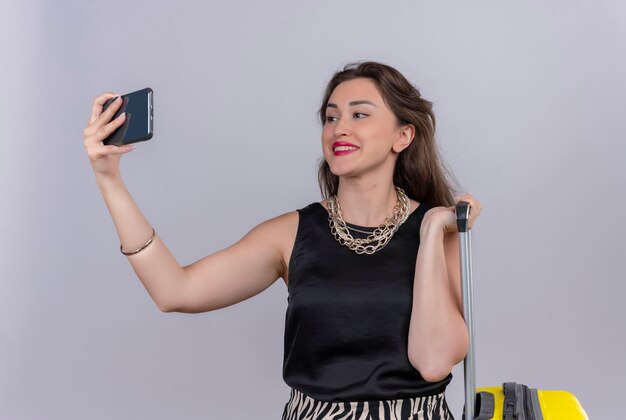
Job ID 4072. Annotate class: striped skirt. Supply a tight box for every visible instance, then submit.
[281,387,454,420]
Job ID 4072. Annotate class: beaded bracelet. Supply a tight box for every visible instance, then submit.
[120,227,156,256]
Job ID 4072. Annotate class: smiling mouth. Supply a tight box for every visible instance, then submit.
[332,145,360,156]
[333,145,359,152]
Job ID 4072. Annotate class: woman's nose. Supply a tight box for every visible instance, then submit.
[333,117,351,137]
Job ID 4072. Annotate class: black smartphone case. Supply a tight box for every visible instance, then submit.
[101,88,153,146]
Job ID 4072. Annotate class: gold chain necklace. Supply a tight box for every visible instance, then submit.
[327,187,411,255]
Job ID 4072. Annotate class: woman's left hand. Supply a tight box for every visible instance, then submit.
[422,193,482,234]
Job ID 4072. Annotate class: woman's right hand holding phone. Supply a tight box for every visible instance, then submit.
[81,92,292,315]
[83,92,134,181]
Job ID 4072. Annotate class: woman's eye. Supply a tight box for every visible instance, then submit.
[325,113,366,123]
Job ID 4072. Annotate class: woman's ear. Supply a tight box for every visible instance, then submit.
[392,123,416,153]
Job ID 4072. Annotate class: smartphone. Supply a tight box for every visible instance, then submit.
[102,87,153,146]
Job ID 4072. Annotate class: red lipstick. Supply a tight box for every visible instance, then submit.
[332,141,360,156]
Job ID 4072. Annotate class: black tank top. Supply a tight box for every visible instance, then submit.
[282,201,452,402]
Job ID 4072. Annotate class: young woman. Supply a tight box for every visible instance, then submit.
[83,61,481,420]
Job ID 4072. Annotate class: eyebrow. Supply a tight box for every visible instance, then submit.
[326,100,377,108]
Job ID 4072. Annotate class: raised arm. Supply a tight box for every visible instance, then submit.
[84,92,295,314]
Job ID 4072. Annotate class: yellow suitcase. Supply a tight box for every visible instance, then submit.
[455,202,589,420]
[466,383,589,419]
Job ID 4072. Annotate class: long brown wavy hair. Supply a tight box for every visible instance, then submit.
[317,61,460,207]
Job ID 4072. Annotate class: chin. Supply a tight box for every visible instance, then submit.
[327,161,354,177]
[328,165,362,179]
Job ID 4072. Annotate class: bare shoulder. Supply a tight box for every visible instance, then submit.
[253,209,301,285]
[256,208,299,238]
[178,208,302,312]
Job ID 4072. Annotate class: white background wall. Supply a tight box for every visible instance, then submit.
[1,1,624,418]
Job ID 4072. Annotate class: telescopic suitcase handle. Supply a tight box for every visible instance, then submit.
[456,201,477,420]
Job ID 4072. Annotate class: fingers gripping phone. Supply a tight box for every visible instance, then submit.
[102,87,153,146]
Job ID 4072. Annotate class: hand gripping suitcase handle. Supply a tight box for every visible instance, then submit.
[456,201,478,419]
[456,200,471,233]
